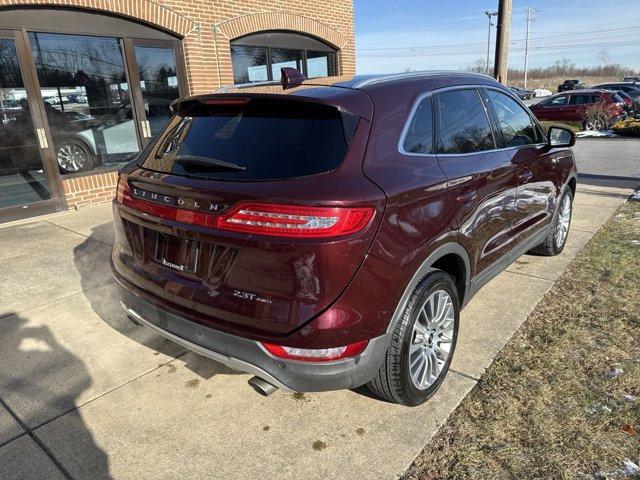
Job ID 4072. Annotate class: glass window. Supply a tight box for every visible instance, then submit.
[0,37,52,208]
[545,95,568,107]
[270,48,303,79]
[230,32,337,84]
[306,51,335,78]
[487,90,538,147]
[403,96,433,154]
[29,32,140,175]
[134,46,180,138]
[569,94,592,105]
[436,89,495,154]
[140,99,350,181]
[231,45,268,84]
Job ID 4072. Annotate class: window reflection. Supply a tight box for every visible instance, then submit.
[230,33,337,84]
[231,45,268,84]
[29,32,140,174]
[134,46,180,138]
[0,37,52,207]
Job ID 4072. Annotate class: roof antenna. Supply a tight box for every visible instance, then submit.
[280,67,305,89]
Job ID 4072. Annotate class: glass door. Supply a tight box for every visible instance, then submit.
[124,38,185,143]
[0,29,61,217]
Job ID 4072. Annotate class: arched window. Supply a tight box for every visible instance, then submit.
[230,31,337,84]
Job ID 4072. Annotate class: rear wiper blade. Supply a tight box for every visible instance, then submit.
[174,154,246,171]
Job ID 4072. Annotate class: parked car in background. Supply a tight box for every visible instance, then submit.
[593,83,640,113]
[530,89,626,129]
[615,91,638,117]
[112,70,577,406]
[558,79,587,93]
[621,76,640,83]
[509,86,535,100]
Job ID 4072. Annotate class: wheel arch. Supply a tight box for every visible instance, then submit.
[385,242,471,336]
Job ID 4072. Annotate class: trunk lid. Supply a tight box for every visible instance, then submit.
[113,90,384,337]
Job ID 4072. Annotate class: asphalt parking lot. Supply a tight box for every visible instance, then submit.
[0,173,635,478]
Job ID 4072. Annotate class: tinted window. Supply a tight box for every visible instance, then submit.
[487,90,538,147]
[546,95,568,107]
[569,94,593,105]
[403,96,434,154]
[436,89,494,154]
[139,98,353,181]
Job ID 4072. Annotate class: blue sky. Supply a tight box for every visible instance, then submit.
[354,0,640,74]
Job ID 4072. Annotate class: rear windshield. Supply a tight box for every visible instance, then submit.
[138,98,356,181]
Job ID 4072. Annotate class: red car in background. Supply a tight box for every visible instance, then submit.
[529,89,627,130]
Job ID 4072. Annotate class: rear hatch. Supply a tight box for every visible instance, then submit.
[112,91,384,338]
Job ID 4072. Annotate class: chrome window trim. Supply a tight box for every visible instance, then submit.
[398,83,549,158]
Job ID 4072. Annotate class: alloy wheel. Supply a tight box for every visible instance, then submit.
[555,194,571,248]
[57,142,88,172]
[408,289,455,390]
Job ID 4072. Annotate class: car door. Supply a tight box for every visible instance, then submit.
[543,94,569,120]
[484,88,559,256]
[434,87,517,284]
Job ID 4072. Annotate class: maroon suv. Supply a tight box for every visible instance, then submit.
[112,71,577,406]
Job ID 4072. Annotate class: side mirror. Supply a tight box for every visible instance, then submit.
[548,126,576,148]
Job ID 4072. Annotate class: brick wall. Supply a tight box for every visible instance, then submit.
[62,172,118,210]
[1,0,355,209]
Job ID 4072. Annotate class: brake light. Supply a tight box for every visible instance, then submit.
[116,181,374,237]
[116,176,133,204]
[261,340,368,362]
[217,203,374,238]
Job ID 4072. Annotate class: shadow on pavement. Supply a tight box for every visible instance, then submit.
[73,222,240,381]
[0,313,112,479]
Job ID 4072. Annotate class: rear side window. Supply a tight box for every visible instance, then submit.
[612,93,624,103]
[139,98,355,181]
[569,94,592,105]
[486,90,538,147]
[436,89,495,154]
[402,96,434,154]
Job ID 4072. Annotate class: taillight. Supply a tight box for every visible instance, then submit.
[116,181,374,238]
[116,176,133,204]
[261,340,368,362]
[217,203,374,238]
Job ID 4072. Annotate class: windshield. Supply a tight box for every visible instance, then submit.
[138,97,356,181]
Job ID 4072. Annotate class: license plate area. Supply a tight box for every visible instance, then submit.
[152,232,200,274]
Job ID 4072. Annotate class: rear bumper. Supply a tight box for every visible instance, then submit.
[115,280,389,393]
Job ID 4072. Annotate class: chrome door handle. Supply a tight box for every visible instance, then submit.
[455,190,477,204]
[518,170,533,183]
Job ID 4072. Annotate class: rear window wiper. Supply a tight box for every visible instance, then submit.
[174,154,246,171]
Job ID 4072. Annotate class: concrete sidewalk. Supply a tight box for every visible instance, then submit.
[0,184,631,480]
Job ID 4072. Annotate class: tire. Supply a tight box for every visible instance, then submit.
[367,269,460,406]
[55,139,94,174]
[582,118,605,131]
[529,188,573,256]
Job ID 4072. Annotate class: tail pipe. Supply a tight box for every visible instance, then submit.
[248,376,278,396]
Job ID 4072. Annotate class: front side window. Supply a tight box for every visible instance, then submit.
[436,89,495,154]
[402,96,433,154]
[546,95,568,107]
[487,90,538,147]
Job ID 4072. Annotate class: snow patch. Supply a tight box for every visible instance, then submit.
[607,367,624,378]
[576,130,619,138]
[587,403,612,414]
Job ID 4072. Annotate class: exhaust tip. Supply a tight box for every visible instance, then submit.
[248,376,278,396]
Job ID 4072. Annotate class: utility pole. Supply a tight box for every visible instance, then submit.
[485,10,498,75]
[493,0,512,84]
[524,7,535,89]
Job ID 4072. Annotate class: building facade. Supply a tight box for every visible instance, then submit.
[0,0,355,221]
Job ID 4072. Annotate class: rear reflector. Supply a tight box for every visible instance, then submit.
[261,340,368,362]
[217,203,374,238]
[116,177,374,238]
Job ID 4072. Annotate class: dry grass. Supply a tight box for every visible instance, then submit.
[403,200,640,480]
